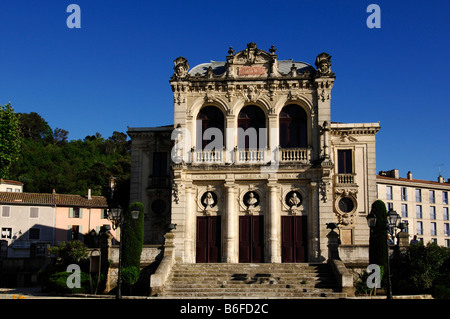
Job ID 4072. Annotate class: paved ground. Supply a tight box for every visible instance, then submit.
[0,287,104,299]
[0,286,434,299]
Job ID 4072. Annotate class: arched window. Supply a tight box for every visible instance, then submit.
[196,105,224,150]
[238,105,266,149]
[279,104,307,148]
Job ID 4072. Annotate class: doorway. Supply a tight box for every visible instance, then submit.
[281,216,307,263]
[239,216,264,263]
[196,216,221,263]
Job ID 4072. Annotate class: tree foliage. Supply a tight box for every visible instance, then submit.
[0,103,22,178]
[122,202,145,269]
[369,200,388,269]
[392,241,450,295]
[7,111,130,200]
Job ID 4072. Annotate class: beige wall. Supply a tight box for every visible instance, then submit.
[54,207,117,243]
[377,178,450,247]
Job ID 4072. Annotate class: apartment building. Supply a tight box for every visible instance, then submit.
[377,169,450,247]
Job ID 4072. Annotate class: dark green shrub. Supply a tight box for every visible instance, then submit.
[122,202,144,269]
[47,271,90,294]
[369,200,388,271]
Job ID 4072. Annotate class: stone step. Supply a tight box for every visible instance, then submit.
[159,262,343,298]
[158,291,347,298]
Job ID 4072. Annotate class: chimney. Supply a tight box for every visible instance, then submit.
[438,175,445,183]
[87,189,92,200]
[407,171,413,180]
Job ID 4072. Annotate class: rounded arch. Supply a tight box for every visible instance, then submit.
[279,104,308,148]
[237,104,267,149]
[196,105,225,150]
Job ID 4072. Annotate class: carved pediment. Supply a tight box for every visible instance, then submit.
[233,42,273,65]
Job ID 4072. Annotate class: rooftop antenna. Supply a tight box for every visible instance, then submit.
[436,163,444,176]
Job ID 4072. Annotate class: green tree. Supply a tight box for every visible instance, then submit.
[369,200,388,270]
[0,103,22,178]
[121,202,145,269]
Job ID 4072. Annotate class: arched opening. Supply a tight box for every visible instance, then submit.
[237,105,266,150]
[279,104,307,148]
[196,105,225,150]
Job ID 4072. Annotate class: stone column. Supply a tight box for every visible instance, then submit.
[224,183,238,263]
[268,184,281,263]
[184,186,195,263]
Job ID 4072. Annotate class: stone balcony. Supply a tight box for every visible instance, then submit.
[334,173,357,186]
[189,147,312,165]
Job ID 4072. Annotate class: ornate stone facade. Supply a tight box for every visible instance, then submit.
[128,43,380,264]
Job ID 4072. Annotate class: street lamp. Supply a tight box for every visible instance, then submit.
[366,209,402,300]
[108,205,140,299]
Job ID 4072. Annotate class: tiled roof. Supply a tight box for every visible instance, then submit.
[0,179,24,186]
[0,192,108,208]
[376,175,450,189]
[187,60,314,77]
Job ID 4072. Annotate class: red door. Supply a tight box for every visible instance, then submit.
[282,216,307,263]
[196,216,221,263]
[239,216,264,263]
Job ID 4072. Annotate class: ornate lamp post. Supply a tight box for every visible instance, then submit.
[108,205,140,299]
[366,209,401,300]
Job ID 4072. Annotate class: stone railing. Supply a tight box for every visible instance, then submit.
[149,232,176,296]
[335,173,356,185]
[190,147,311,165]
[279,147,310,163]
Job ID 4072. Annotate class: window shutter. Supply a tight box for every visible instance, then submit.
[69,208,73,218]
[67,225,72,240]
[79,226,83,239]
[79,208,83,218]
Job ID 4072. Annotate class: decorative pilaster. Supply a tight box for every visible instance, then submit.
[224,183,238,263]
[268,184,281,263]
[183,186,195,263]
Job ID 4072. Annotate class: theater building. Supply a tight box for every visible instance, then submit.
[128,43,380,265]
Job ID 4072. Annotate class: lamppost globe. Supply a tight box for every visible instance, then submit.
[130,209,140,220]
[366,212,377,228]
[387,209,401,228]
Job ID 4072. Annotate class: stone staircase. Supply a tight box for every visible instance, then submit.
[157,263,347,299]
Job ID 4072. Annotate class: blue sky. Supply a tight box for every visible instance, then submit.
[0,0,449,181]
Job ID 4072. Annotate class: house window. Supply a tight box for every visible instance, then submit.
[1,228,12,239]
[401,204,408,218]
[69,208,83,218]
[401,187,408,201]
[279,104,307,148]
[444,223,450,236]
[387,202,393,211]
[444,207,449,221]
[417,221,423,235]
[430,206,436,220]
[30,207,39,218]
[337,150,353,174]
[445,239,450,248]
[152,152,168,177]
[1,206,10,218]
[197,105,225,150]
[416,205,422,219]
[71,225,80,240]
[430,222,437,236]
[386,186,393,200]
[29,228,40,240]
[101,209,109,219]
[429,190,435,204]
[416,189,422,202]
[238,105,266,150]
[443,192,448,205]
